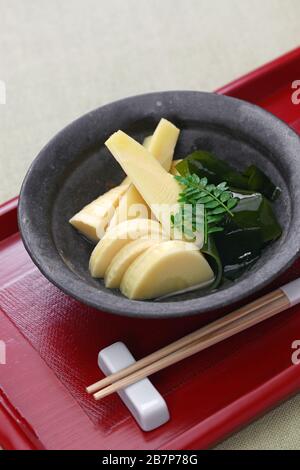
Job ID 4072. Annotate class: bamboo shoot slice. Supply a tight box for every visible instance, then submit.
[89,218,166,278]
[69,184,129,242]
[120,240,214,300]
[107,184,151,230]
[147,118,179,170]
[105,131,182,231]
[116,119,179,227]
[105,238,160,288]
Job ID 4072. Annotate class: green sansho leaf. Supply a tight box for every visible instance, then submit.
[171,172,238,244]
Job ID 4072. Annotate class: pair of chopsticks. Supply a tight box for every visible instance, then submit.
[87,279,300,401]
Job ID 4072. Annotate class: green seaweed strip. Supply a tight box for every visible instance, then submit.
[176,150,249,189]
[243,165,281,201]
[176,151,281,201]
[201,235,223,289]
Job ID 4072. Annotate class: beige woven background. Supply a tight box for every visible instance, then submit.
[0,0,299,449]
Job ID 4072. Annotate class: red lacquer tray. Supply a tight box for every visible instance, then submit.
[1,48,300,450]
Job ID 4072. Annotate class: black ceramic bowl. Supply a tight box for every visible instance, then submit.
[18,91,300,318]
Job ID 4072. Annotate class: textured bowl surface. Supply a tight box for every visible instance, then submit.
[18,91,300,318]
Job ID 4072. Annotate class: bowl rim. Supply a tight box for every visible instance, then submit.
[18,90,300,318]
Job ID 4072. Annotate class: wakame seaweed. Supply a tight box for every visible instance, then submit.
[176,151,281,201]
[230,190,282,243]
[175,151,282,288]
[243,165,281,201]
[201,235,223,288]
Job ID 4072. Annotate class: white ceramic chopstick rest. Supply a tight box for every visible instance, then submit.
[98,342,170,431]
[281,278,300,306]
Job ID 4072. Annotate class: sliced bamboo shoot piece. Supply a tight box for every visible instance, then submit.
[89,218,166,278]
[107,184,151,230]
[117,119,180,220]
[105,238,160,288]
[105,131,182,232]
[69,184,129,242]
[147,118,179,171]
[120,240,214,300]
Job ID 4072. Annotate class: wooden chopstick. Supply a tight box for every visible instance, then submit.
[93,292,288,400]
[87,288,290,400]
[87,289,284,395]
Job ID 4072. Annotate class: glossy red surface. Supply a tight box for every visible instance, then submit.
[1,48,300,449]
